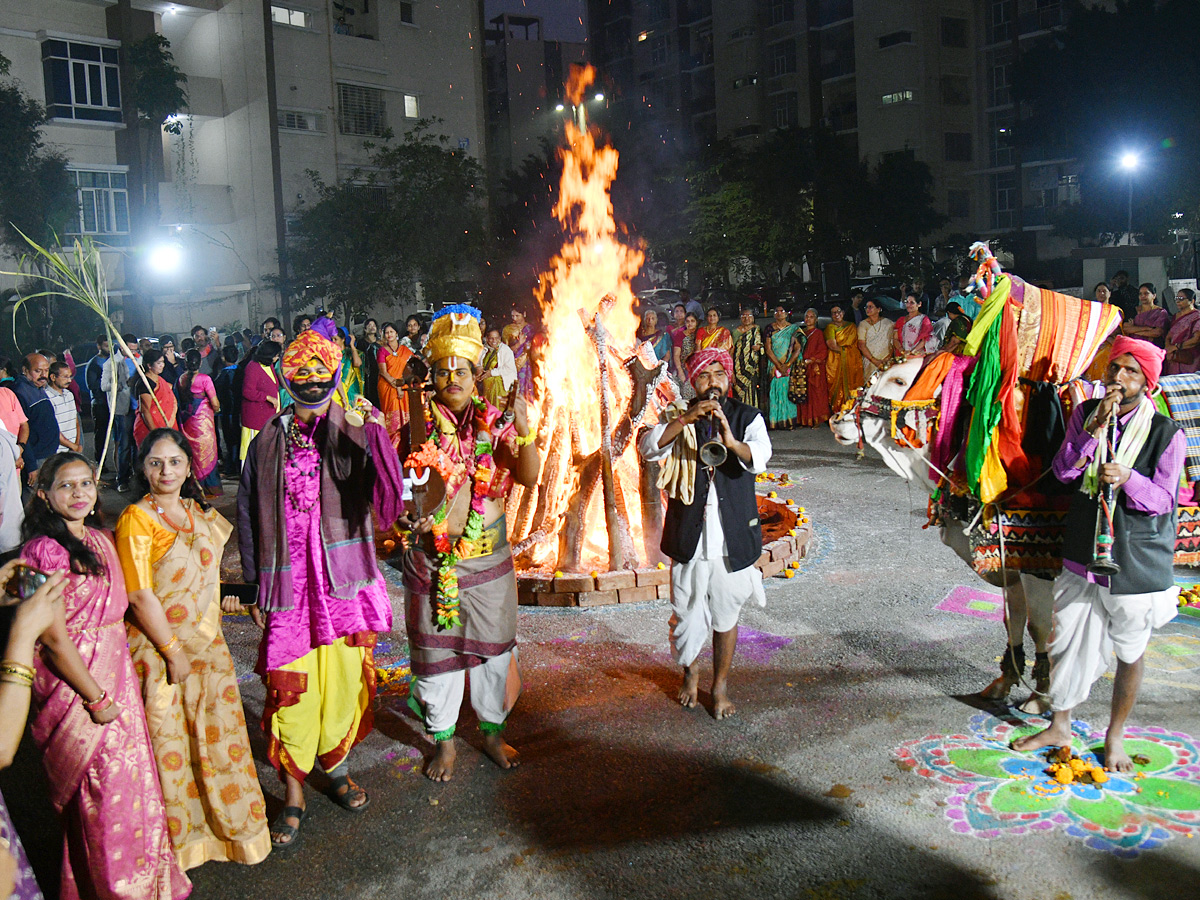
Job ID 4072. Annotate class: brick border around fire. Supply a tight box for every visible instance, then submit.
[516,521,814,607]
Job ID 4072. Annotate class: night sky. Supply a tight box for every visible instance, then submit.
[484,0,588,43]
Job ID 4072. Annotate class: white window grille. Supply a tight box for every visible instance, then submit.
[338,83,387,135]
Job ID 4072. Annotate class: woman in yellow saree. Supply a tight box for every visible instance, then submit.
[116,429,270,870]
[697,307,733,352]
[823,303,863,413]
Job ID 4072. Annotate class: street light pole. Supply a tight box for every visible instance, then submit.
[1120,152,1139,244]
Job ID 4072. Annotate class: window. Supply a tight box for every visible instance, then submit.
[989,60,1011,107]
[991,171,1017,229]
[767,40,797,77]
[399,1,414,25]
[67,169,129,239]
[813,0,853,27]
[818,22,855,79]
[940,74,970,106]
[731,75,759,89]
[881,90,912,105]
[41,39,121,124]
[944,132,973,162]
[989,110,1014,165]
[769,0,794,26]
[277,109,326,132]
[769,91,799,129]
[988,0,1014,45]
[337,83,386,135]
[271,5,312,28]
[403,93,419,119]
[650,34,669,65]
[878,30,913,49]
[948,189,970,219]
[941,17,968,48]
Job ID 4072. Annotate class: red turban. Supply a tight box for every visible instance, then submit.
[685,348,734,386]
[1109,335,1165,391]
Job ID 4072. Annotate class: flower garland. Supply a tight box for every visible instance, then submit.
[405,396,497,629]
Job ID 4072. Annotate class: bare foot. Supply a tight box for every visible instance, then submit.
[1104,733,1134,773]
[424,739,456,782]
[1012,723,1071,754]
[980,674,1016,701]
[678,666,700,709]
[712,681,737,720]
[482,732,520,770]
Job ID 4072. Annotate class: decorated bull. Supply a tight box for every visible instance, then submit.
[830,243,1140,713]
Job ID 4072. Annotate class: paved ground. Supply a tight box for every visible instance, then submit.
[7,425,1200,899]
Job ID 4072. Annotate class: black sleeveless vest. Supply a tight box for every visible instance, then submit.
[660,398,764,572]
[1060,398,1181,594]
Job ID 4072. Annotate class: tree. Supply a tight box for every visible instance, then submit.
[1012,0,1200,242]
[869,151,949,277]
[0,52,75,258]
[126,33,187,225]
[283,122,485,319]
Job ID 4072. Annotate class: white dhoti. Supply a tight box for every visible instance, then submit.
[1047,569,1178,711]
[410,648,520,736]
[669,556,765,667]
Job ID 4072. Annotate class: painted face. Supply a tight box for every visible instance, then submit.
[41,460,96,523]
[433,356,476,408]
[143,437,190,495]
[706,309,720,326]
[692,362,729,398]
[25,356,49,387]
[288,360,336,405]
[1105,353,1148,403]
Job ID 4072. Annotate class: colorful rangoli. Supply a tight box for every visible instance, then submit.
[894,711,1200,857]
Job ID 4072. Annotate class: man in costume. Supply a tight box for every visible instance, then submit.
[399,306,540,782]
[1015,336,1183,771]
[238,326,405,848]
[638,347,772,719]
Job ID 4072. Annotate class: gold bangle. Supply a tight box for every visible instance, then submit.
[515,432,536,447]
[0,672,33,688]
[0,660,34,680]
[155,635,181,656]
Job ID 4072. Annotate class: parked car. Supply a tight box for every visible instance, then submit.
[635,288,683,321]
[696,287,751,319]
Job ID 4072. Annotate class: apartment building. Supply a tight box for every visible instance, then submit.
[484,13,587,179]
[0,0,487,335]
[589,0,1091,273]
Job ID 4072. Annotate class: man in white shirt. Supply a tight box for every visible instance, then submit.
[638,347,772,720]
[45,361,81,454]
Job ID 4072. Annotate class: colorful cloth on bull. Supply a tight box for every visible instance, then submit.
[1158,373,1200,483]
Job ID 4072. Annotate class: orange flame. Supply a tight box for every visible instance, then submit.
[513,64,651,571]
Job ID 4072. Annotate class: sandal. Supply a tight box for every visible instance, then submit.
[327,774,370,813]
[270,805,308,849]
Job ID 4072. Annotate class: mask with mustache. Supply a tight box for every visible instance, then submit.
[287,379,337,407]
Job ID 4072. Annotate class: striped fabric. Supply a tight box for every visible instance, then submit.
[1020,279,1123,384]
[1158,373,1200,482]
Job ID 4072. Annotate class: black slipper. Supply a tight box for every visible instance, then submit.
[327,774,370,813]
[270,805,308,849]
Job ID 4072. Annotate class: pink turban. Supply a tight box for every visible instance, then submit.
[685,347,734,386]
[1109,335,1165,391]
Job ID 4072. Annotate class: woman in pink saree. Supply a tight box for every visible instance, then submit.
[21,453,191,900]
[1165,288,1200,375]
[177,349,222,497]
[893,293,933,360]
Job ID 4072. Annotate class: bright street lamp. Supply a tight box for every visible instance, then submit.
[146,242,184,274]
[1119,152,1140,242]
